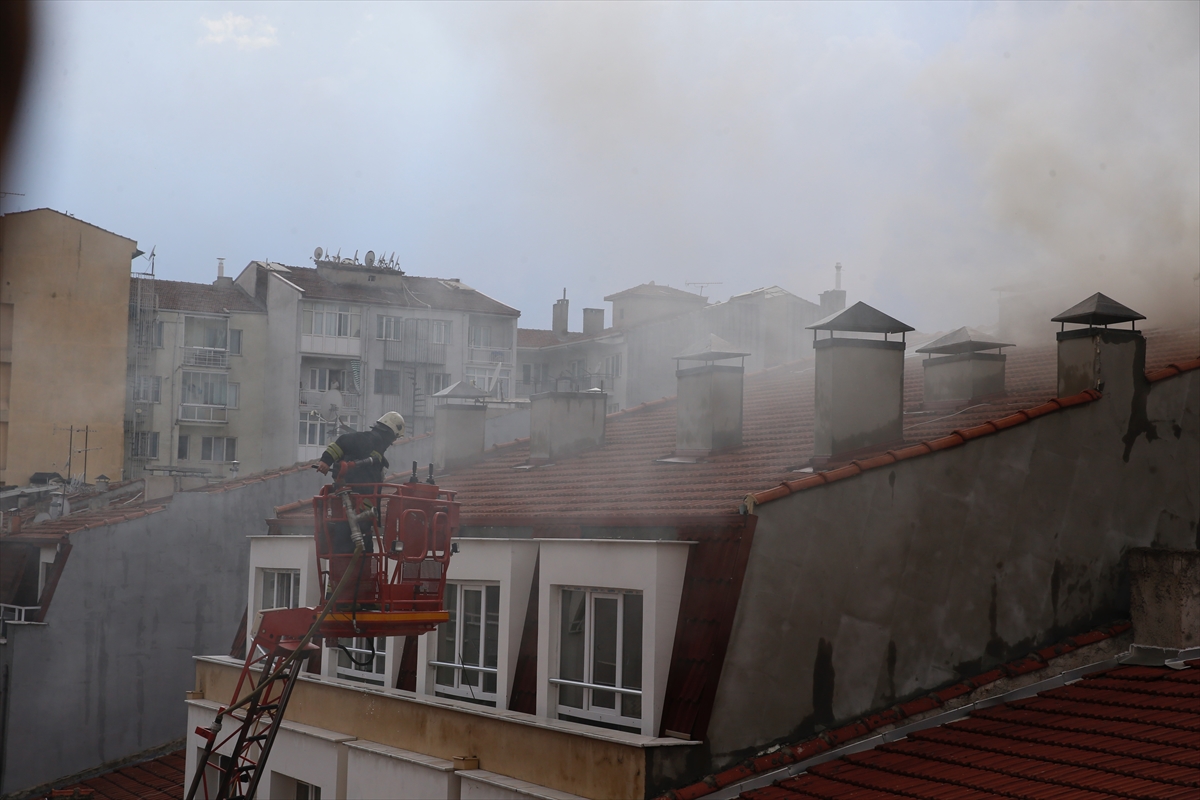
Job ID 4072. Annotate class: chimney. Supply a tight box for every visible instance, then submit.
[819,262,847,317]
[915,327,1014,408]
[529,390,606,464]
[214,257,234,288]
[552,290,569,337]
[582,308,604,337]
[674,335,748,457]
[808,302,912,461]
[1127,548,1199,650]
[1053,293,1146,398]
[432,381,490,471]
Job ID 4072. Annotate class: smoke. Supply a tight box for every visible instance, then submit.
[920,1,1200,331]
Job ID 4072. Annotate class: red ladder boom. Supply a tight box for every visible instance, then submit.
[186,479,459,800]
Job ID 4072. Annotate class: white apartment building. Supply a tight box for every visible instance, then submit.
[124,258,519,479]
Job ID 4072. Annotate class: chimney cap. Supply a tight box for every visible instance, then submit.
[1052,292,1145,326]
[916,326,1015,355]
[807,301,914,334]
[432,381,490,400]
[675,333,750,363]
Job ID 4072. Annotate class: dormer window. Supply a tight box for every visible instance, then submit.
[432,582,500,706]
[555,588,643,731]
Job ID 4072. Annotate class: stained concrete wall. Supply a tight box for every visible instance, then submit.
[675,365,743,454]
[922,353,1006,404]
[0,467,325,794]
[813,338,904,457]
[706,362,1199,763]
[435,405,487,471]
[529,392,606,463]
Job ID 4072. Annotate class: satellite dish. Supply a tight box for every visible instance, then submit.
[315,389,343,422]
[364,250,375,267]
[314,246,324,260]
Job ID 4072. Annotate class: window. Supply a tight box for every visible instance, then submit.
[181,371,228,406]
[133,375,161,403]
[131,431,159,459]
[376,314,402,341]
[522,364,532,384]
[603,354,622,378]
[178,434,189,460]
[607,402,620,414]
[336,636,387,685]
[201,436,237,462]
[227,383,239,409]
[433,583,500,706]
[261,569,300,611]
[302,302,361,338]
[430,320,448,345]
[299,419,335,446]
[184,316,228,349]
[428,372,451,395]
[307,368,347,392]
[469,324,492,348]
[556,588,642,729]
[374,369,401,396]
[569,360,585,378]
[295,781,321,800]
[464,367,511,400]
[228,329,242,356]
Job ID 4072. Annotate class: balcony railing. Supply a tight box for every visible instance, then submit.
[468,347,512,365]
[182,346,229,369]
[0,604,41,623]
[178,403,228,423]
[299,390,362,414]
[517,374,614,397]
[384,339,447,365]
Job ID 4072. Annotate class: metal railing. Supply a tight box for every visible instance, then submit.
[178,403,228,423]
[299,390,362,413]
[384,339,447,365]
[549,677,642,696]
[0,604,41,623]
[182,346,229,369]
[468,347,512,365]
[428,660,499,675]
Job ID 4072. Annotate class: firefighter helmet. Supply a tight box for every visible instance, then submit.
[376,411,405,438]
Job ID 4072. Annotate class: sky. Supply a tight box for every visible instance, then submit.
[4,0,1198,332]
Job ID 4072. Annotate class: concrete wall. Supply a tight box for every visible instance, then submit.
[922,353,1006,405]
[435,405,487,471]
[813,338,904,457]
[675,365,743,454]
[0,210,135,485]
[261,268,305,472]
[0,466,325,794]
[529,392,606,463]
[346,740,460,800]
[706,363,1199,763]
[485,406,530,449]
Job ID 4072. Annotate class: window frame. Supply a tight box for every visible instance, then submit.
[430,581,501,707]
[200,435,237,463]
[228,328,243,356]
[302,302,361,339]
[373,368,401,396]
[134,375,161,404]
[553,586,643,730]
[177,434,189,460]
[260,568,300,612]
[335,636,387,686]
[376,314,402,341]
[132,431,160,460]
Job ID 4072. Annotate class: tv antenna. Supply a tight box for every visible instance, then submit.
[686,281,722,296]
[0,190,24,213]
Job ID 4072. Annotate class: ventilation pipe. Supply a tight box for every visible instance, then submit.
[552,290,569,337]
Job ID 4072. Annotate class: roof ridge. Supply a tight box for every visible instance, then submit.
[660,620,1134,800]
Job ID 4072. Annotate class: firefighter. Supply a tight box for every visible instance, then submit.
[313,412,405,486]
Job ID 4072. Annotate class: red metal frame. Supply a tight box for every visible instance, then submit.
[187,481,459,800]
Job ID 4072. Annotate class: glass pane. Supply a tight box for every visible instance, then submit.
[622,594,643,719]
[559,589,585,709]
[375,637,386,674]
[461,588,482,687]
[592,596,618,709]
[261,571,275,610]
[436,586,457,686]
[484,585,499,694]
[226,438,236,462]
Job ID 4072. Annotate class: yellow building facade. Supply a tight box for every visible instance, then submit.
[0,209,137,486]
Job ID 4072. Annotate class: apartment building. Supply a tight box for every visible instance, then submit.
[232,256,520,465]
[125,269,269,479]
[0,209,138,487]
[186,298,1198,798]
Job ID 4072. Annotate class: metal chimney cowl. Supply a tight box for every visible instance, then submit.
[808,302,912,461]
[528,390,606,464]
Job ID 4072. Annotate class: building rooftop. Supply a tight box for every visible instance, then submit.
[143,278,265,314]
[262,263,520,317]
[517,328,611,348]
[604,282,710,303]
[49,748,184,799]
[433,327,1199,521]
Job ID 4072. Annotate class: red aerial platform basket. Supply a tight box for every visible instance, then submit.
[187,476,460,800]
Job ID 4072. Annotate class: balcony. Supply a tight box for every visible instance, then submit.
[182,346,229,369]
[468,347,511,365]
[301,334,362,357]
[299,389,362,414]
[384,339,446,365]
[178,403,228,423]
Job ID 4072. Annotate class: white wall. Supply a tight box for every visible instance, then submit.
[345,740,460,800]
[535,540,692,737]
[247,533,320,639]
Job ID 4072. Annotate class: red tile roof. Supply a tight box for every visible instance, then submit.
[4,503,168,541]
[48,749,184,799]
[271,264,520,316]
[437,327,1200,521]
[736,657,1200,800]
[138,278,265,314]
